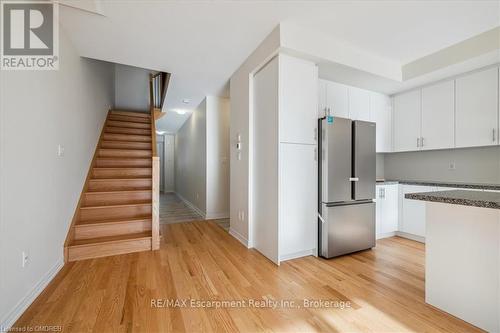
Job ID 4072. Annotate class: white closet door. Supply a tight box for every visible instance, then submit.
[279,143,317,260]
[421,80,455,150]
[279,54,318,145]
[252,56,279,264]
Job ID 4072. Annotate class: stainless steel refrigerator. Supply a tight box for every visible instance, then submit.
[318,117,376,258]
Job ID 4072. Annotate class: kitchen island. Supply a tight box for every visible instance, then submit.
[407,190,500,332]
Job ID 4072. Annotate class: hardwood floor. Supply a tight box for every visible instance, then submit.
[159,193,202,224]
[14,221,482,332]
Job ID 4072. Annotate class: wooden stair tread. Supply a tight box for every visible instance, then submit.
[80,200,151,209]
[100,141,152,150]
[108,115,151,123]
[110,110,150,118]
[70,231,151,247]
[76,215,151,226]
[80,202,152,210]
[102,133,151,142]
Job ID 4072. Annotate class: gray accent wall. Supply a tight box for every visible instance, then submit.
[382,146,500,184]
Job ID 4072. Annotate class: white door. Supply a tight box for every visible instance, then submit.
[156,141,165,192]
[400,185,431,237]
[165,134,175,192]
[456,67,499,148]
[349,87,371,121]
[370,92,392,152]
[326,81,349,118]
[279,143,317,260]
[252,56,279,264]
[279,55,318,145]
[421,80,455,150]
[318,79,327,118]
[393,90,421,152]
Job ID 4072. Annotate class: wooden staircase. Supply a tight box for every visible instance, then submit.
[64,110,160,261]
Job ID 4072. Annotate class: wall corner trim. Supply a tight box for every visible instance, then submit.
[0,258,64,330]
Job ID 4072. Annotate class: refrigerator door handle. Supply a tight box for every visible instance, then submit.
[318,213,326,224]
[349,177,359,182]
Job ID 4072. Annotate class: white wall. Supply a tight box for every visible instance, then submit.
[175,100,207,214]
[206,97,230,219]
[164,134,175,192]
[114,63,150,111]
[0,30,115,328]
[174,96,230,218]
[229,26,280,246]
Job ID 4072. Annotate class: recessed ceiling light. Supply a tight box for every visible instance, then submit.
[156,130,166,135]
[175,109,186,115]
[182,99,190,104]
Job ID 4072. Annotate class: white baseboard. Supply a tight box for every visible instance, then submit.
[229,228,249,248]
[0,258,64,330]
[280,249,315,262]
[205,212,229,220]
[175,192,206,219]
[376,231,397,240]
[396,231,426,243]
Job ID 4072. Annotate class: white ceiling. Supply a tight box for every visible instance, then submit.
[155,109,192,134]
[59,1,499,131]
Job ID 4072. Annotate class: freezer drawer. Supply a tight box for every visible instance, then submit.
[319,202,375,258]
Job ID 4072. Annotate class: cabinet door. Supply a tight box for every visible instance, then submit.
[400,185,430,237]
[279,55,318,145]
[349,87,371,121]
[370,92,392,152]
[326,81,349,118]
[279,143,317,261]
[393,90,421,152]
[456,67,499,148]
[318,79,327,118]
[381,184,398,233]
[421,80,455,150]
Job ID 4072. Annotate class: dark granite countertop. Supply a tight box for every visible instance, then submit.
[405,190,500,209]
[376,179,500,191]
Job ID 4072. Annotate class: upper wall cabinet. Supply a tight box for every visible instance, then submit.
[394,90,421,152]
[421,80,455,150]
[349,87,371,121]
[318,80,350,118]
[280,55,318,145]
[370,92,392,153]
[455,67,499,148]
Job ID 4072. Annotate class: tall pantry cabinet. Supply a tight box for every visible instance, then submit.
[252,53,318,264]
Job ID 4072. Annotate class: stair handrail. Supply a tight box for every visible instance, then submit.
[149,73,162,250]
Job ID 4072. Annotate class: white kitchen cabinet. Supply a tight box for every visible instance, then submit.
[400,185,432,239]
[349,87,371,121]
[280,55,318,145]
[455,67,499,148]
[279,143,317,260]
[252,53,318,265]
[421,80,455,150]
[370,92,392,152]
[375,184,398,238]
[325,81,349,118]
[394,90,421,152]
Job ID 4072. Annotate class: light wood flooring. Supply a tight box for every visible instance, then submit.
[14,221,482,332]
[159,193,202,224]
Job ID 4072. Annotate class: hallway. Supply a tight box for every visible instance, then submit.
[159,192,202,224]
